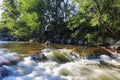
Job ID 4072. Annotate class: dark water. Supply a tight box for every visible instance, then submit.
[0,41,96,55]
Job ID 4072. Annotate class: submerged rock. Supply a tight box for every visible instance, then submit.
[31,48,79,63]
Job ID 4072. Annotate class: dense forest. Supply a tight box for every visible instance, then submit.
[0,0,120,45]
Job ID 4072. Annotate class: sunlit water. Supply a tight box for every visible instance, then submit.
[0,41,120,80]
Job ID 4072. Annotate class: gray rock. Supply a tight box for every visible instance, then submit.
[31,53,48,61]
[116,40,120,50]
[0,66,11,79]
[104,37,115,45]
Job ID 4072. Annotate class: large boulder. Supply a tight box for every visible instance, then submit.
[104,37,115,45]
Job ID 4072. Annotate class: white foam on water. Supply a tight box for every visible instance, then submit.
[1,48,120,80]
[100,55,112,61]
[2,76,16,80]
[100,54,120,67]
[0,48,8,55]
[0,50,20,63]
[1,59,120,80]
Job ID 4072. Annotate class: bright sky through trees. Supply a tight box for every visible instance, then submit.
[0,0,3,19]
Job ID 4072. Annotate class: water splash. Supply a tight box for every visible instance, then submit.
[0,48,120,80]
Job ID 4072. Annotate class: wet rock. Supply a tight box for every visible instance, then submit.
[116,40,120,45]
[31,48,77,63]
[116,41,120,50]
[29,38,35,43]
[0,60,11,66]
[93,47,119,58]
[100,60,120,69]
[104,40,120,50]
[93,47,110,57]
[77,40,83,45]
[44,40,51,48]
[0,54,22,66]
[104,37,115,45]
[0,66,11,79]
[31,53,48,61]
[0,59,21,67]
[96,37,103,46]
[66,39,72,44]
[102,40,120,50]
[41,48,78,62]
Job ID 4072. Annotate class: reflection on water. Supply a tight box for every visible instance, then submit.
[0,41,96,55]
[0,41,44,54]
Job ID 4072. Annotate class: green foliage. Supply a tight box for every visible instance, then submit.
[0,0,120,42]
[19,12,40,31]
[67,0,120,42]
[1,0,42,40]
[0,0,73,41]
[84,0,120,36]
[85,32,98,43]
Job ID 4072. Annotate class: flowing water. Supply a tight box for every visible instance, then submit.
[0,41,120,80]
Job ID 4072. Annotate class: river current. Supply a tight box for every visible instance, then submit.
[0,41,120,80]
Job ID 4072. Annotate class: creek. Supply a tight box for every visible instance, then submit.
[0,41,120,80]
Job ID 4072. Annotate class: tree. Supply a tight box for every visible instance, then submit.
[40,0,74,41]
[1,0,42,40]
[16,0,41,40]
[67,0,120,43]
[0,0,19,39]
[83,0,119,37]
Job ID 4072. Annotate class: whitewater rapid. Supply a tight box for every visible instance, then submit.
[0,48,120,80]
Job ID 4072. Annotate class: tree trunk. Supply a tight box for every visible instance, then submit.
[100,20,120,39]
